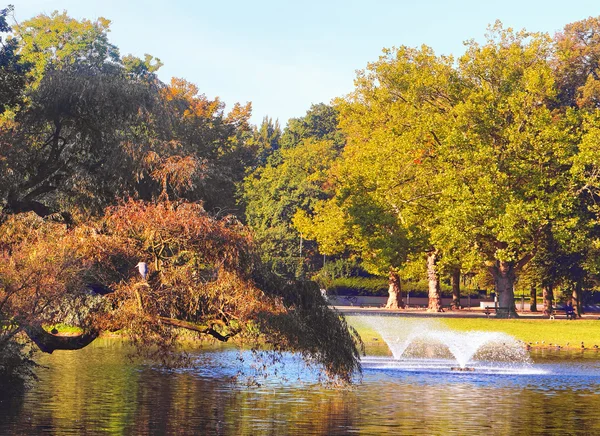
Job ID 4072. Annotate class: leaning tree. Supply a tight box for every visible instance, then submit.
[0,201,362,386]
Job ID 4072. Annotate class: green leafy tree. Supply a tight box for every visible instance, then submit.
[249,116,281,166]
[13,11,120,84]
[295,46,458,310]
[242,104,344,278]
[435,23,582,315]
[280,103,345,150]
[0,5,30,114]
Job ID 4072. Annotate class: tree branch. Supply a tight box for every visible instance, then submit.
[158,316,239,342]
[21,323,99,354]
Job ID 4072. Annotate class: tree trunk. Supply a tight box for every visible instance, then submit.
[451,268,461,310]
[529,286,537,312]
[385,269,405,309]
[572,281,583,318]
[491,261,517,317]
[427,251,443,312]
[543,285,554,317]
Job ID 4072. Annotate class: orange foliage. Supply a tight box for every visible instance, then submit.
[161,77,223,119]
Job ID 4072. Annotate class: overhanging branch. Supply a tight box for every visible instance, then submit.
[158,316,239,342]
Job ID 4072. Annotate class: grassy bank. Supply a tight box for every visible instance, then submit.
[346,316,600,353]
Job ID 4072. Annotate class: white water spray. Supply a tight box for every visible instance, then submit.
[356,316,542,375]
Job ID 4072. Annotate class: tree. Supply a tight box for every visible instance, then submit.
[553,16,600,109]
[0,5,30,114]
[244,138,341,277]
[249,116,281,166]
[13,11,120,84]
[280,103,345,150]
[295,45,458,310]
[158,77,255,215]
[433,24,582,316]
[0,62,160,222]
[0,201,362,386]
[242,104,344,278]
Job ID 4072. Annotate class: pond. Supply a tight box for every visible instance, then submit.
[2,338,600,435]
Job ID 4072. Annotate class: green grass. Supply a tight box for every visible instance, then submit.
[440,318,600,347]
[346,316,600,352]
[46,324,84,335]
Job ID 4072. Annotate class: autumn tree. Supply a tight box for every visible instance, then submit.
[157,77,255,214]
[0,202,362,387]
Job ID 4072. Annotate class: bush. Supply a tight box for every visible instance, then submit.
[328,277,388,296]
[327,276,483,297]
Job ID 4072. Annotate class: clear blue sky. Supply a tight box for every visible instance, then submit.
[14,0,600,126]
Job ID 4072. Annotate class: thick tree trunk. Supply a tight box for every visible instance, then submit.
[451,268,461,310]
[529,286,537,312]
[491,261,517,317]
[572,281,583,318]
[385,270,405,309]
[542,285,554,317]
[427,251,443,312]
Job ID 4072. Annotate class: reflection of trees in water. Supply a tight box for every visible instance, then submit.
[127,372,360,434]
[4,342,600,434]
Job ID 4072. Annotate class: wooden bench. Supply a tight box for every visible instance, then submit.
[549,307,577,320]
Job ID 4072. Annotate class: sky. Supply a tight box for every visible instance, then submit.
[13,0,600,126]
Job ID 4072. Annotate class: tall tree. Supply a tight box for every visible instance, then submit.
[295,46,458,310]
[438,23,581,315]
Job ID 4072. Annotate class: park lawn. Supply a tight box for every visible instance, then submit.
[346,315,600,350]
[441,318,600,348]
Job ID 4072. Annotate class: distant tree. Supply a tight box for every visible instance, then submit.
[242,104,344,277]
[0,5,30,114]
[250,116,281,166]
[280,103,345,149]
[553,16,600,109]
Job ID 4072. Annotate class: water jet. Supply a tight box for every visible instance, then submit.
[356,316,542,375]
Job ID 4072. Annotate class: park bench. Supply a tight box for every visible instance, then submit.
[549,307,577,320]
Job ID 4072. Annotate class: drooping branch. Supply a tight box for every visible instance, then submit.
[21,323,99,354]
[158,316,239,342]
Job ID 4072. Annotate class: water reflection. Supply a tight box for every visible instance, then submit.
[2,340,600,435]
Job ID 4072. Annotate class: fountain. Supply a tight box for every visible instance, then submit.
[357,316,545,375]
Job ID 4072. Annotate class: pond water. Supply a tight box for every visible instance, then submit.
[2,338,600,435]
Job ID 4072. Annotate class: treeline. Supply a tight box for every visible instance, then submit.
[244,18,600,317]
